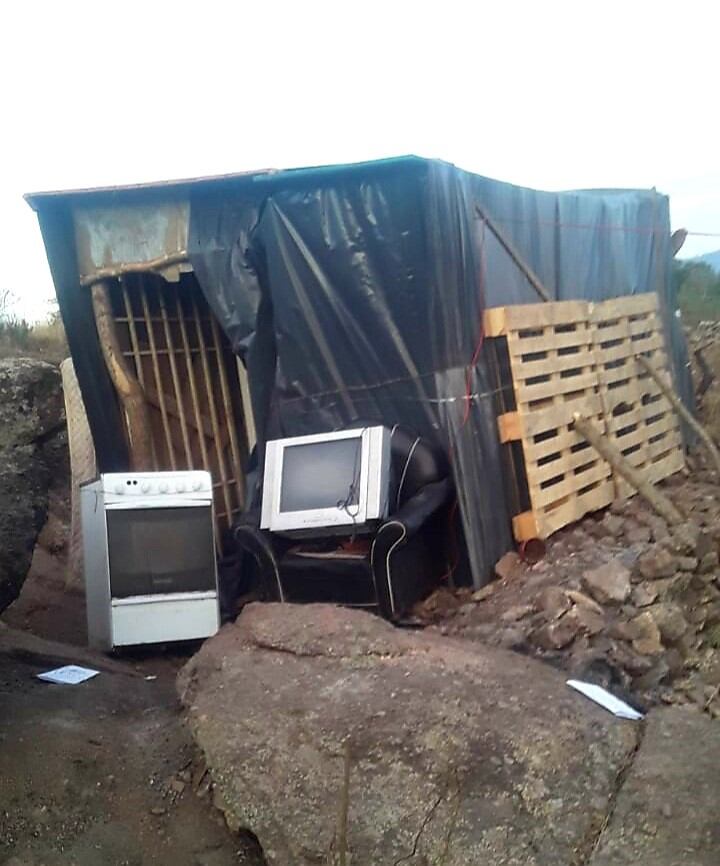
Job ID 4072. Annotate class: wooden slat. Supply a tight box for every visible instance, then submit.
[523,427,598,465]
[507,327,593,356]
[513,478,616,541]
[593,315,661,344]
[484,299,588,335]
[139,277,176,470]
[520,394,605,439]
[515,370,598,403]
[121,277,158,469]
[211,316,245,510]
[191,297,234,531]
[121,347,220,357]
[176,293,212,474]
[159,284,193,468]
[508,346,599,379]
[593,333,663,365]
[534,480,616,538]
[530,460,613,510]
[526,448,605,486]
[590,293,659,319]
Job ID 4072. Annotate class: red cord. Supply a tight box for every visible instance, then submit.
[482,215,720,239]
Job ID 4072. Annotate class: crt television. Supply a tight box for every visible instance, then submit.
[260,426,391,533]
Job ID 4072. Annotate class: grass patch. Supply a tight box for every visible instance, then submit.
[0,291,68,364]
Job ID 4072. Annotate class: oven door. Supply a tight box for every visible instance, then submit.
[105,501,216,599]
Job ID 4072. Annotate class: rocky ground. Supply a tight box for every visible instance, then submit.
[414,467,720,717]
[405,323,720,719]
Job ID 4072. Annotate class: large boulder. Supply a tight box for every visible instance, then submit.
[0,358,65,613]
[590,706,720,865]
[178,603,639,866]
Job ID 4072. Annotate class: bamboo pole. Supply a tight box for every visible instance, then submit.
[210,315,246,510]
[637,354,720,477]
[91,280,153,470]
[573,413,684,525]
[159,284,193,468]
[192,297,234,528]
[139,276,176,470]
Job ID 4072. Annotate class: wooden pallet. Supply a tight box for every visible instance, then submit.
[484,293,684,541]
[589,294,684,499]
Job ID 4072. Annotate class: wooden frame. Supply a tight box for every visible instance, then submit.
[98,272,249,553]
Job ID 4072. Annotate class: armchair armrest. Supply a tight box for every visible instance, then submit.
[371,478,453,619]
[378,478,453,542]
[233,519,286,602]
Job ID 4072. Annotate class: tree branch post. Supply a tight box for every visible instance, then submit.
[636,354,720,477]
[572,413,684,525]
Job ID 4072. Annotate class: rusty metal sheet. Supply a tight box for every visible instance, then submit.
[73,200,191,283]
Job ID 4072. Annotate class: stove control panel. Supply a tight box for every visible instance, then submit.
[100,471,212,497]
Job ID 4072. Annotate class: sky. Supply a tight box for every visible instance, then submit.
[2,0,719,321]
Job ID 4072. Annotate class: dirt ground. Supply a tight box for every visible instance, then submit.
[1,561,265,866]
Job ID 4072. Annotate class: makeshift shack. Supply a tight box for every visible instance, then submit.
[26,156,691,585]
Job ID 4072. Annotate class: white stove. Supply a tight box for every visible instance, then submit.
[81,471,220,650]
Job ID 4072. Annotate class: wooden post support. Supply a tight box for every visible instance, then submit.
[91,280,154,470]
[475,203,552,302]
[636,354,720,477]
[572,412,684,526]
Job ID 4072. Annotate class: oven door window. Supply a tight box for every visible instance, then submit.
[106,507,216,599]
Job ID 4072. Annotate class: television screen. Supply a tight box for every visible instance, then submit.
[280,438,362,513]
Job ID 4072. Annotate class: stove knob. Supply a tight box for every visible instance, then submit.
[114,483,124,495]
[141,482,151,493]
[192,479,202,491]
[159,481,169,493]
[176,481,186,493]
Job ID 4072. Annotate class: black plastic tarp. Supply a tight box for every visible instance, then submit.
[192,158,694,585]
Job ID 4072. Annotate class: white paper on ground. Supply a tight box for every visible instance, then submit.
[566,679,644,720]
[36,665,100,685]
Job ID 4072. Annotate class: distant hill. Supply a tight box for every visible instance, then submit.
[696,249,720,272]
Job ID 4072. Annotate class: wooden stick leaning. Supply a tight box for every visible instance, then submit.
[636,354,720,477]
[572,413,684,526]
[91,281,154,470]
[80,251,189,288]
[475,203,551,302]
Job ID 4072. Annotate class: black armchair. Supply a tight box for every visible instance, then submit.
[233,427,453,620]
